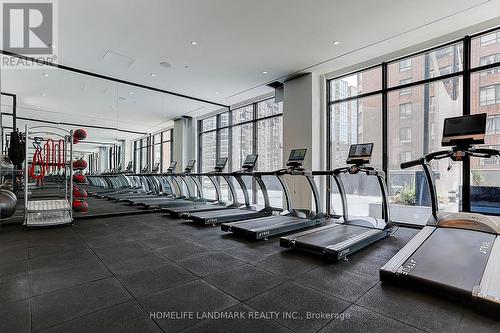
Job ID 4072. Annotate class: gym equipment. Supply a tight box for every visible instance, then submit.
[72,199,88,213]
[73,186,88,198]
[73,137,79,144]
[73,174,86,184]
[24,125,74,228]
[380,114,500,309]
[185,155,278,226]
[73,159,87,170]
[281,143,393,261]
[0,188,17,219]
[128,160,201,207]
[163,155,255,217]
[221,149,325,240]
[74,129,87,140]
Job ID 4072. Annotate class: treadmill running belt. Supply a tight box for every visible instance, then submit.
[233,215,310,231]
[403,228,495,295]
[295,224,369,247]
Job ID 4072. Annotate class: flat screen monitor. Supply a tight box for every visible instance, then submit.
[168,161,177,170]
[152,163,160,172]
[215,157,228,168]
[346,143,373,164]
[242,154,258,167]
[185,160,196,170]
[288,149,307,162]
[442,114,486,146]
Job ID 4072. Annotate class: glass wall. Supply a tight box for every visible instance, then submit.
[133,128,173,173]
[327,28,500,225]
[198,98,283,206]
[469,30,500,215]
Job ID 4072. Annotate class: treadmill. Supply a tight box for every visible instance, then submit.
[281,143,393,261]
[380,113,500,309]
[185,159,275,226]
[221,149,325,240]
[164,155,258,217]
[117,162,164,203]
[136,160,205,208]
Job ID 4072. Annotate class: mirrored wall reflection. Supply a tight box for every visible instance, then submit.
[1,54,218,172]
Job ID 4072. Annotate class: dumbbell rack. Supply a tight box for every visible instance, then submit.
[24,125,74,229]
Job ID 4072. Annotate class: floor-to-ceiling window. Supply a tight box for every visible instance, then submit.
[198,98,283,206]
[470,30,500,215]
[327,27,500,225]
[133,128,173,173]
[328,66,383,218]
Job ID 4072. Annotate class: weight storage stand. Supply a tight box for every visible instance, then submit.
[24,125,74,229]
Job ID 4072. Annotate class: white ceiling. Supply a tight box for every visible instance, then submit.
[2,0,500,149]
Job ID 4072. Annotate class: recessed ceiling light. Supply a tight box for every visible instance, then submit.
[262,71,268,74]
[215,91,220,95]
[42,73,49,77]
[190,41,198,46]
[160,61,171,68]
[150,73,157,77]
[128,91,134,95]
[36,106,41,109]
[332,41,340,45]
[40,93,46,96]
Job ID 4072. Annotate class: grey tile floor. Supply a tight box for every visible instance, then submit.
[1,213,499,333]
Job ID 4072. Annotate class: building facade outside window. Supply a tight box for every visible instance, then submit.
[198,98,283,206]
[327,28,500,224]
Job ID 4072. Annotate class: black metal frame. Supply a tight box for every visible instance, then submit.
[133,129,173,174]
[198,98,283,204]
[326,27,500,217]
[1,50,229,109]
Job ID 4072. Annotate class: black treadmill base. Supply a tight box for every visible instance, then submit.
[379,277,500,317]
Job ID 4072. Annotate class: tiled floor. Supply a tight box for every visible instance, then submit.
[1,213,499,333]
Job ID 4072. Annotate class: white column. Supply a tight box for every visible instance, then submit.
[282,73,325,211]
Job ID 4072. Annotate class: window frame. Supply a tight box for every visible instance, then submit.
[326,27,500,219]
[198,98,283,203]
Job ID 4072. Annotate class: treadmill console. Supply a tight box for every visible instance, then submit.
[241,154,258,172]
[125,161,133,171]
[442,113,486,147]
[152,162,160,173]
[346,143,373,165]
[141,164,149,173]
[214,157,228,172]
[166,161,177,173]
[185,160,196,173]
[286,149,307,169]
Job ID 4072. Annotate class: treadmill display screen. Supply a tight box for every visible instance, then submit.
[186,160,196,169]
[442,114,486,146]
[216,157,228,168]
[243,154,258,166]
[168,161,177,169]
[347,143,373,164]
[348,143,373,158]
[288,149,307,162]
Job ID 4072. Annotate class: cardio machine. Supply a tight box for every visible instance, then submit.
[164,154,258,217]
[281,143,393,261]
[221,149,325,240]
[380,113,500,309]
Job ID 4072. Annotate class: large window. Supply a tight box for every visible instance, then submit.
[198,98,283,206]
[133,128,173,173]
[327,27,500,224]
